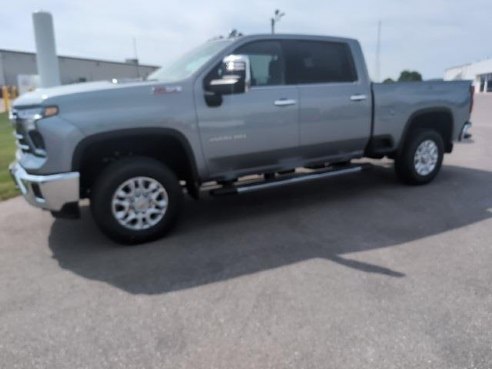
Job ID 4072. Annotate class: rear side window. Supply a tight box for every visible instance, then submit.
[283,40,357,84]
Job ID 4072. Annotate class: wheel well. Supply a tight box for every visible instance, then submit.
[401,110,454,153]
[74,131,197,198]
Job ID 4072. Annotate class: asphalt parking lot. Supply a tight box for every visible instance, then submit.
[1,95,491,369]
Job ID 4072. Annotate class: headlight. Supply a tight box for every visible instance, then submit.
[43,106,59,118]
[14,106,58,120]
[11,106,59,130]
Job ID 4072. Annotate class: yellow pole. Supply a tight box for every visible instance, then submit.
[2,86,11,112]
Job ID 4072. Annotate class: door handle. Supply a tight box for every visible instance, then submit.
[274,99,297,107]
[350,94,367,102]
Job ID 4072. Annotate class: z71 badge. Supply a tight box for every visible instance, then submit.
[152,86,183,95]
[209,134,247,143]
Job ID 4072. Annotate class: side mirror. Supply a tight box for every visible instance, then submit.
[207,54,251,95]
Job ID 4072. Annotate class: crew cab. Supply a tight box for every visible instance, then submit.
[9,34,473,244]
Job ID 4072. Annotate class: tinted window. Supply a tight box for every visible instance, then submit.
[283,40,357,84]
[234,41,285,86]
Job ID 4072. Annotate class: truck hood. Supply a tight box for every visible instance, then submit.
[13,80,149,107]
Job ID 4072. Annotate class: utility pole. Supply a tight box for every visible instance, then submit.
[271,9,285,34]
[375,20,382,82]
[132,37,140,78]
[32,11,61,87]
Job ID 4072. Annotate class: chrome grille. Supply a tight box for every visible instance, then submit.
[13,122,31,152]
[9,108,46,156]
[13,133,31,152]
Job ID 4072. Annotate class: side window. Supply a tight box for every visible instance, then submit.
[283,40,357,84]
[234,41,285,87]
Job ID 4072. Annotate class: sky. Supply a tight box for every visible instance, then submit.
[1,0,491,81]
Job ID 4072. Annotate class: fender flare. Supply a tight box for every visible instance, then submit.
[397,107,454,153]
[71,127,200,183]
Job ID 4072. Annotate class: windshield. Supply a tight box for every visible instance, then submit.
[147,39,233,82]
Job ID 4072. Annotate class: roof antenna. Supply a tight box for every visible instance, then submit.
[228,29,243,38]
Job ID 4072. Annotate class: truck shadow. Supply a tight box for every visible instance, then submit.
[48,164,492,294]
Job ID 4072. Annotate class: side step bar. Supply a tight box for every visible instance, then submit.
[210,164,370,196]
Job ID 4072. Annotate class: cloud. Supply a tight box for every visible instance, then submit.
[1,0,490,79]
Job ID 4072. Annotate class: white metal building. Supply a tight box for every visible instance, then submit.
[444,58,492,94]
[0,48,158,89]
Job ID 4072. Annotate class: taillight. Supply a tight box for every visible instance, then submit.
[469,85,474,114]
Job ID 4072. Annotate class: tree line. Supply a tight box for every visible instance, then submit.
[383,70,423,83]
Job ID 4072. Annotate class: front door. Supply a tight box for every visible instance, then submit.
[194,40,299,178]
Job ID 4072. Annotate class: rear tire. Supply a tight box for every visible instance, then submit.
[90,157,183,244]
[394,130,444,185]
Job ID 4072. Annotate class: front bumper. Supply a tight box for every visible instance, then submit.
[9,162,80,211]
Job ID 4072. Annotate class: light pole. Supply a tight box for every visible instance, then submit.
[271,9,285,34]
[375,21,382,82]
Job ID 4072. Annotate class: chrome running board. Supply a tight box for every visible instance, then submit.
[210,164,370,196]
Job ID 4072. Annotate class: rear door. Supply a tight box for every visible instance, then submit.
[195,40,299,177]
[283,39,372,160]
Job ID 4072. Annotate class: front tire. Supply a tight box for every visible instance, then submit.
[395,130,444,185]
[90,157,183,244]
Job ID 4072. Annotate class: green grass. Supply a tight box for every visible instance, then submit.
[0,112,18,200]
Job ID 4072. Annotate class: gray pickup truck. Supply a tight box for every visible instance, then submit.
[9,34,473,244]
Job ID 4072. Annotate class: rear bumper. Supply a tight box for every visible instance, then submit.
[9,162,80,211]
[459,121,472,142]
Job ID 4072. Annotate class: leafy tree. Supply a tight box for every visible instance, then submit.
[398,70,423,82]
[383,78,395,83]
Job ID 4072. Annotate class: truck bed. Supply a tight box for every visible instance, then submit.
[371,80,472,149]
